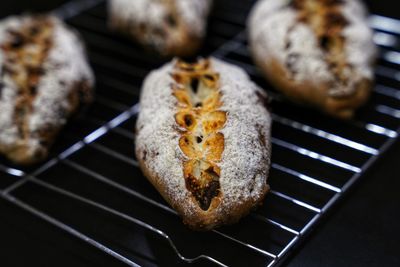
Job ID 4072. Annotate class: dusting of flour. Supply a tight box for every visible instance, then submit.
[248,0,376,89]
[0,15,94,156]
[135,58,271,219]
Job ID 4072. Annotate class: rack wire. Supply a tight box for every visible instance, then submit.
[1,0,400,266]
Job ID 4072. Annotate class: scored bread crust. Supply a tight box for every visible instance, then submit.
[248,0,377,119]
[0,15,94,165]
[108,0,213,57]
[135,58,271,230]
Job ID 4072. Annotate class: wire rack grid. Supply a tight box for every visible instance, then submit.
[1,0,400,266]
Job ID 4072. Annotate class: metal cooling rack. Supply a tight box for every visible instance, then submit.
[1,0,400,266]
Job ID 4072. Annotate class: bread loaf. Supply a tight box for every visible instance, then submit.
[109,0,213,57]
[248,0,377,118]
[135,58,271,230]
[0,15,94,165]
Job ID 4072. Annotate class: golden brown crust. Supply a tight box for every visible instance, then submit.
[108,0,211,57]
[0,15,94,165]
[172,59,226,212]
[254,55,371,119]
[0,80,92,165]
[135,58,271,230]
[137,154,268,230]
[0,16,52,164]
[248,0,376,119]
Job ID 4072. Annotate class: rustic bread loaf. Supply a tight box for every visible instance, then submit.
[135,58,271,230]
[248,0,377,119]
[0,15,94,165]
[108,0,213,57]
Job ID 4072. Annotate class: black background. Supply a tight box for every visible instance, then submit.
[0,1,399,267]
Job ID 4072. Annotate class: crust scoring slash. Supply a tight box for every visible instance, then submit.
[248,0,377,118]
[172,59,226,211]
[0,15,94,164]
[136,57,272,230]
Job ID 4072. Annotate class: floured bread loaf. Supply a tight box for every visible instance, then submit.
[0,15,94,165]
[135,58,271,230]
[108,0,213,57]
[248,0,377,119]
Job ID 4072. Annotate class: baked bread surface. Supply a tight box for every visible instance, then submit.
[0,15,94,165]
[248,0,377,118]
[109,0,213,57]
[135,58,271,230]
